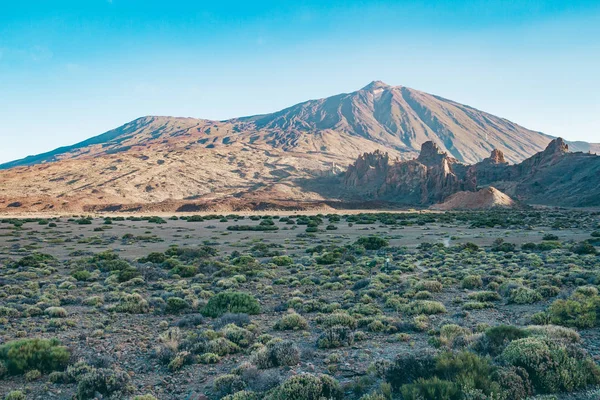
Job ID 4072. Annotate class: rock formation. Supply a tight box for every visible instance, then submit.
[344,141,476,205]
[343,137,600,208]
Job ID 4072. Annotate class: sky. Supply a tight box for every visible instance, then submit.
[1,0,599,163]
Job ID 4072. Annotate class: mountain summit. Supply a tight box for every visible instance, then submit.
[0,82,598,212]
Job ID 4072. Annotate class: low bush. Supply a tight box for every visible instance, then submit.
[355,236,389,250]
[214,374,247,397]
[166,297,190,314]
[317,326,355,349]
[271,256,293,266]
[400,377,459,400]
[252,340,300,369]
[461,275,483,289]
[477,325,529,356]
[501,337,600,393]
[202,292,260,318]
[403,300,446,315]
[265,373,343,400]
[4,392,26,400]
[0,338,70,374]
[320,312,358,329]
[547,291,600,328]
[386,352,437,390]
[274,313,309,331]
[509,287,543,304]
[45,307,68,318]
[114,293,150,314]
[76,368,131,400]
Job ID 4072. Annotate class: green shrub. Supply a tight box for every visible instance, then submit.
[4,391,26,400]
[501,337,600,393]
[547,292,600,328]
[114,293,150,314]
[274,313,309,330]
[438,324,469,347]
[461,275,483,289]
[463,301,493,310]
[468,291,501,302]
[206,338,240,356]
[509,287,543,304]
[202,292,260,318]
[321,312,357,329]
[167,351,191,371]
[25,369,41,381]
[251,340,300,369]
[543,233,559,241]
[221,324,254,347]
[72,270,92,281]
[214,374,246,397]
[526,325,580,343]
[199,353,221,364]
[400,377,459,400]
[139,252,167,264]
[434,351,500,394]
[0,338,70,374]
[404,300,446,315]
[570,242,597,255]
[45,307,68,318]
[13,253,57,268]
[272,256,294,266]
[222,391,258,400]
[76,368,131,400]
[265,373,343,400]
[166,297,190,314]
[479,325,529,356]
[538,285,560,298]
[318,325,355,349]
[415,280,443,293]
[355,236,389,250]
[388,350,506,398]
[496,367,534,400]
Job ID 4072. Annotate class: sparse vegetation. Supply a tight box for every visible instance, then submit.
[0,210,599,399]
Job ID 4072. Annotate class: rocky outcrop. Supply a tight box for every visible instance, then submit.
[344,141,475,205]
[486,149,507,165]
[417,141,457,166]
[342,150,390,191]
[342,137,600,207]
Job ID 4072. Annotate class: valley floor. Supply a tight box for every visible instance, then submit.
[1,210,600,399]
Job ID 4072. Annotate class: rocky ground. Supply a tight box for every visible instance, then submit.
[1,210,599,399]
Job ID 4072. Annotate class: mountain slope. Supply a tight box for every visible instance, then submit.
[3,81,597,171]
[0,82,598,212]
[342,138,600,208]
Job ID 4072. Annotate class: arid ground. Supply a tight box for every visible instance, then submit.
[1,210,600,400]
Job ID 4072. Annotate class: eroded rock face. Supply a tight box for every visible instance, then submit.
[342,137,600,207]
[344,141,475,205]
[342,150,390,189]
[417,141,452,166]
[472,138,572,187]
[488,149,507,164]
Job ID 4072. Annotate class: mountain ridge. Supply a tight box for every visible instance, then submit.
[3,81,598,170]
[1,82,599,213]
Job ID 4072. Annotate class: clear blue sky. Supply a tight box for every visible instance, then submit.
[1,0,599,163]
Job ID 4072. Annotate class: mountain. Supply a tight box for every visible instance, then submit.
[471,138,600,207]
[342,138,600,208]
[0,82,598,212]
